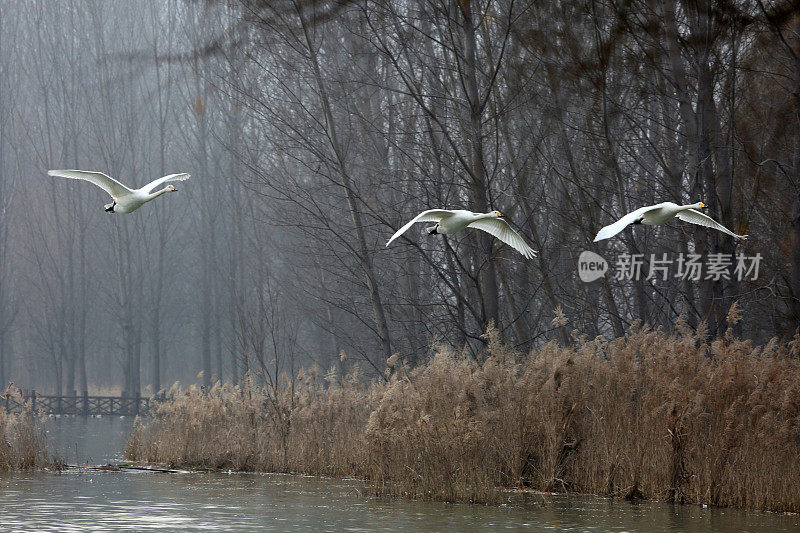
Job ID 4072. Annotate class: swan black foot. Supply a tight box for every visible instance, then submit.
[104,201,116,213]
[632,217,644,225]
[426,226,438,235]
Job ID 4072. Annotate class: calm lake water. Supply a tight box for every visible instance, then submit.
[0,417,798,532]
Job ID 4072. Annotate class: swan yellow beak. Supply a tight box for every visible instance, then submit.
[700,202,706,208]
[169,185,176,191]
[497,211,502,217]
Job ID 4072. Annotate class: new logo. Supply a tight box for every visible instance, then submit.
[578,250,608,282]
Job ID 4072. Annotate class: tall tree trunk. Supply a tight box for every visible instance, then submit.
[193,58,213,388]
[78,224,88,395]
[790,27,800,329]
[690,0,721,335]
[297,4,393,361]
[152,240,164,392]
[458,0,500,330]
[663,0,704,328]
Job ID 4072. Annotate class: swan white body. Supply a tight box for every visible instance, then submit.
[47,169,190,214]
[594,202,747,242]
[386,209,537,259]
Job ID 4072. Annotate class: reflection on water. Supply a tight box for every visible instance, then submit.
[2,472,799,532]
[0,418,797,532]
[44,415,135,464]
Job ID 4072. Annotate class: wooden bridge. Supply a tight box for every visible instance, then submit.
[3,392,151,417]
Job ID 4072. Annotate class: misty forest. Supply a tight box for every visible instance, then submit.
[4,0,800,519]
[2,0,797,398]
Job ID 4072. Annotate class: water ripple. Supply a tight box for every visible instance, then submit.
[2,470,797,532]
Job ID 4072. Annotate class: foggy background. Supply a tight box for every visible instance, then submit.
[0,0,797,396]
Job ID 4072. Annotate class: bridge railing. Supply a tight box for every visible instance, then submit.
[3,392,151,417]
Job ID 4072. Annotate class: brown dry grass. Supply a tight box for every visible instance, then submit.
[126,367,373,476]
[0,406,50,471]
[126,323,800,512]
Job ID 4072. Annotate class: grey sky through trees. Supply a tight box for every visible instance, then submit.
[1,0,799,396]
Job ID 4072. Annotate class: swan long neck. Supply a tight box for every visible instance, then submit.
[680,202,704,210]
[146,187,172,201]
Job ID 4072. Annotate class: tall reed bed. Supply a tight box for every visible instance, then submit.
[126,321,800,512]
[0,406,50,471]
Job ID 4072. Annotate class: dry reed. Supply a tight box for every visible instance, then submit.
[126,323,800,512]
[0,406,50,471]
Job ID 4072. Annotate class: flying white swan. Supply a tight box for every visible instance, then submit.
[594,202,748,242]
[386,209,537,259]
[47,169,190,214]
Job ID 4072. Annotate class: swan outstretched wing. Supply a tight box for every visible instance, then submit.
[141,173,191,194]
[593,204,664,242]
[48,170,132,199]
[386,209,453,246]
[467,218,537,259]
[675,209,748,241]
